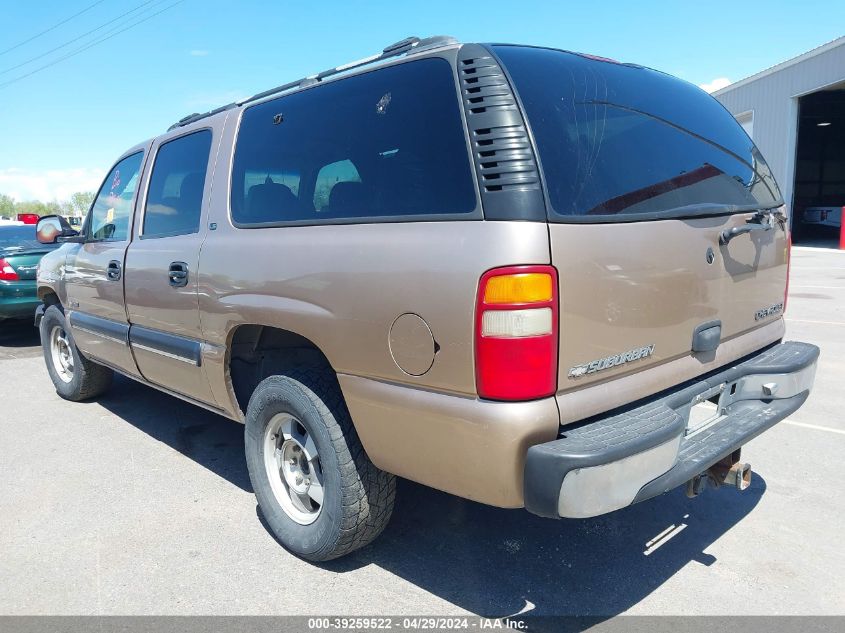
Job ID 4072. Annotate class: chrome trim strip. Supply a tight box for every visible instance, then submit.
[128,324,202,367]
[131,342,198,365]
[71,325,128,346]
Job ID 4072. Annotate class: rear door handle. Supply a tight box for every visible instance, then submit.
[168,261,189,287]
[719,222,773,245]
[720,209,782,245]
[106,260,121,281]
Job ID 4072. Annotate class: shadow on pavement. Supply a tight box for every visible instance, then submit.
[96,373,765,618]
[341,476,765,617]
[0,318,40,348]
[97,375,253,492]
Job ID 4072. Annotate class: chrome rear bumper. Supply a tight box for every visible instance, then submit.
[523,341,819,519]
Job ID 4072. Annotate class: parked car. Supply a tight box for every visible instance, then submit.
[0,224,64,320]
[35,36,818,561]
[16,213,39,225]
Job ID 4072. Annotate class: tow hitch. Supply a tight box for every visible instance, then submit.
[686,449,752,498]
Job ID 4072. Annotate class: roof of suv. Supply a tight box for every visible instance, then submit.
[167,35,461,132]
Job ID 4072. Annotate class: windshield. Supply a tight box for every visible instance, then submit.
[494,45,782,221]
[0,225,41,250]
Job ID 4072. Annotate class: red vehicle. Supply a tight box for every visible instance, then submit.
[16,213,38,225]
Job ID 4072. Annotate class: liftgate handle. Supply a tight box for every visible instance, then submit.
[719,220,774,245]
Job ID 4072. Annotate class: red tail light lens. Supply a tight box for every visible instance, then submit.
[784,230,792,313]
[475,265,558,401]
[0,258,19,281]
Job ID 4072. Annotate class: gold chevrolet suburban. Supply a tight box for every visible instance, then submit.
[34,36,819,561]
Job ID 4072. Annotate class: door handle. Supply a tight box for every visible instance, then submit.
[107,260,122,281]
[719,209,780,245]
[719,222,773,245]
[168,261,189,287]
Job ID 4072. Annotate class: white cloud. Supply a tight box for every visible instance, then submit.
[0,167,104,202]
[699,77,732,93]
[189,49,210,57]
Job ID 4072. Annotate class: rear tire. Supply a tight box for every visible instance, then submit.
[40,305,113,401]
[245,369,395,561]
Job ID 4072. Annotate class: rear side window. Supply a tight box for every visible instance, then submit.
[494,46,782,220]
[231,57,476,225]
[143,130,213,237]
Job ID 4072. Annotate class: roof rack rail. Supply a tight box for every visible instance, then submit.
[167,35,458,131]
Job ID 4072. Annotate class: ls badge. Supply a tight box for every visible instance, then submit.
[755,302,784,321]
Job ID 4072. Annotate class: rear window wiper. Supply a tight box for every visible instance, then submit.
[610,202,783,222]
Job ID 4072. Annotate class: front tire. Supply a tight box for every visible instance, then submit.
[245,369,395,561]
[40,305,113,401]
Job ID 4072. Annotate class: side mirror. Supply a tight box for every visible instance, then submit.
[36,215,79,244]
[57,231,83,243]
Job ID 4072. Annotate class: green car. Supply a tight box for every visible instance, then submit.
[0,225,61,321]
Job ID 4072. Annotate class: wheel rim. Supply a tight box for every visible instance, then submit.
[263,413,324,525]
[49,325,74,383]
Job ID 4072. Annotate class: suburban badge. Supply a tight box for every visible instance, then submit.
[568,344,656,378]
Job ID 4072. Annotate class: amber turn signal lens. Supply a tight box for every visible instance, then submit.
[483,273,553,304]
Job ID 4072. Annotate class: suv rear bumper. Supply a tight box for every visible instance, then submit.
[524,341,819,518]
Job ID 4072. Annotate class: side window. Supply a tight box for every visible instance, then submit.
[314,160,361,212]
[88,152,144,241]
[231,57,477,225]
[143,130,213,238]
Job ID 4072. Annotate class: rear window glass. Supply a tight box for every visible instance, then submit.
[494,46,782,220]
[231,57,476,225]
[0,225,39,250]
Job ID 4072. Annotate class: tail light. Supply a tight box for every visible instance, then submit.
[475,265,558,401]
[784,231,792,313]
[0,258,19,281]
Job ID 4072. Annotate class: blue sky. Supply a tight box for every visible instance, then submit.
[0,0,843,201]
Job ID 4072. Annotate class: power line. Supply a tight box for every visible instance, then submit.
[0,1,185,90]
[0,0,162,76]
[0,0,109,57]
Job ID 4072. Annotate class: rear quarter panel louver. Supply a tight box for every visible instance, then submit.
[456,44,545,220]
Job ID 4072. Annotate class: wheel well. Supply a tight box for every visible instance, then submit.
[39,290,60,306]
[228,325,333,415]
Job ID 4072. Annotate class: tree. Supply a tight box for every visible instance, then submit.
[67,191,95,217]
[0,193,14,217]
[0,192,91,218]
[14,200,61,216]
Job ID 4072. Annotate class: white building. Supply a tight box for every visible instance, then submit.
[714,36,845,240]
